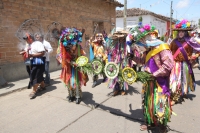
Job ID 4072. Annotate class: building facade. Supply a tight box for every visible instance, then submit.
[0,0,123,82]
[116,8,172,36]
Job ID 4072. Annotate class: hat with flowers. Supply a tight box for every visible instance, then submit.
[173,19,193,31]
[130,24,156,42]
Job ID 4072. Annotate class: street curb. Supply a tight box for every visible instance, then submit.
[0,77,60,97]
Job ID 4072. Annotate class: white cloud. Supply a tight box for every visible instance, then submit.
[176,0,190,8]
[117,0,123,3]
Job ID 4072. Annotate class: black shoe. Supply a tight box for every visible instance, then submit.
[102,77,108,83]
[68,96,75,102]
[76,98,81,104]
[159,125,167,133]
[27,82,32,89]
[92,81,97,88]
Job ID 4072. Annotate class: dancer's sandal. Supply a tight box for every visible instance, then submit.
[37,86,46,92]
[140,125,148,131]
[121,91,126,96]
[113,90,119,96]
[170,101,175,106]
[29,92,36,99]
[140,124,156,131]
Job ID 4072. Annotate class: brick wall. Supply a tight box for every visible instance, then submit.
[0,0,117,65]
[0,0,118,81]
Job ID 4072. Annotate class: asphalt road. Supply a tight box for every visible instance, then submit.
[0,69,200,133]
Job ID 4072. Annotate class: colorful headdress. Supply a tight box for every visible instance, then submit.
[60,28,82,46]
[153,29,159,37]
[95,33,103,37]
[131,24,156,42]
[93,33,106,43]
[173,19,193,31]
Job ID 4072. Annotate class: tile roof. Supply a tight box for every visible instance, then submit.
[102,0,124,7]
[116,8,172,22]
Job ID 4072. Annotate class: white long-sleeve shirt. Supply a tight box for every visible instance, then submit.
[30,41,45,54]
[43,40,53,61]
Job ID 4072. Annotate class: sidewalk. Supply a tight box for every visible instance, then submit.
[0,70,61,97]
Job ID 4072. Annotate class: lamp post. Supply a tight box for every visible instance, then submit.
[123,0,127,30]
[169,1,173,38]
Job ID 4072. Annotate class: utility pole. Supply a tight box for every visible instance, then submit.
[123,0,127,30]
[169,1,173,37]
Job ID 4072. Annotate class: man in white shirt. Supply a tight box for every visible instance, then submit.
[0,67,7,88]
[42,39,53,85]
[35,33,53,85]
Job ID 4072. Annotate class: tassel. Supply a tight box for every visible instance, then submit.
[145,82,151,124]
[108,54,111,62]
[78,44,80,56]
[109,78,117,89]
[126,82,129,90]
[76,68,79,89]
[153,82,157,125]
[111,28,116,35]
[108,79,114,89]
[71,68,74,88]
[89,45,94,62]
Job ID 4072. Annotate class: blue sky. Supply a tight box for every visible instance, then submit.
[116,0,200,24]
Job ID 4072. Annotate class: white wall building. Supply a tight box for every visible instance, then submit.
[116,8,171,36]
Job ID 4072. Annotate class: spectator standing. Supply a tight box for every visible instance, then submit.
[34,33,53,86]
[28,34,46,99]
[19,33,34,89]
[42,39,53,85]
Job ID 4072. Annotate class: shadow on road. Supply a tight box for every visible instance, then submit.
[106,85,140,96]
[35,79,61,97]
[81,91,183,133]
[82,91,97,107]
[186,93,196,101]
[36,86,57,97]
[51,79,62,85]
[127,85,140,95]
[95,79,103,87]
[82,91,144,126]
[99,103,144,123]
[0,83,15,89]
[195,80,200,85]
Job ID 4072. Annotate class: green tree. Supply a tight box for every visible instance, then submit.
[139,16,143,22]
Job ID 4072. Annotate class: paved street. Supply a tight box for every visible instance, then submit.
[0,69,200,133]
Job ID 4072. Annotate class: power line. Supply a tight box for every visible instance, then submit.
[180,0,196,18]
[140,0,154,5]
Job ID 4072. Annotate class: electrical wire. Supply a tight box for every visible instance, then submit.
[180,0,197,18]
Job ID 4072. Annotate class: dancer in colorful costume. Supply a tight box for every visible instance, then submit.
[170,19,200,105]
[105,31,136,96]
[57,28,88,104]
[89,33,107,88]
[133,24,174,132]
[126,30,147,72]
